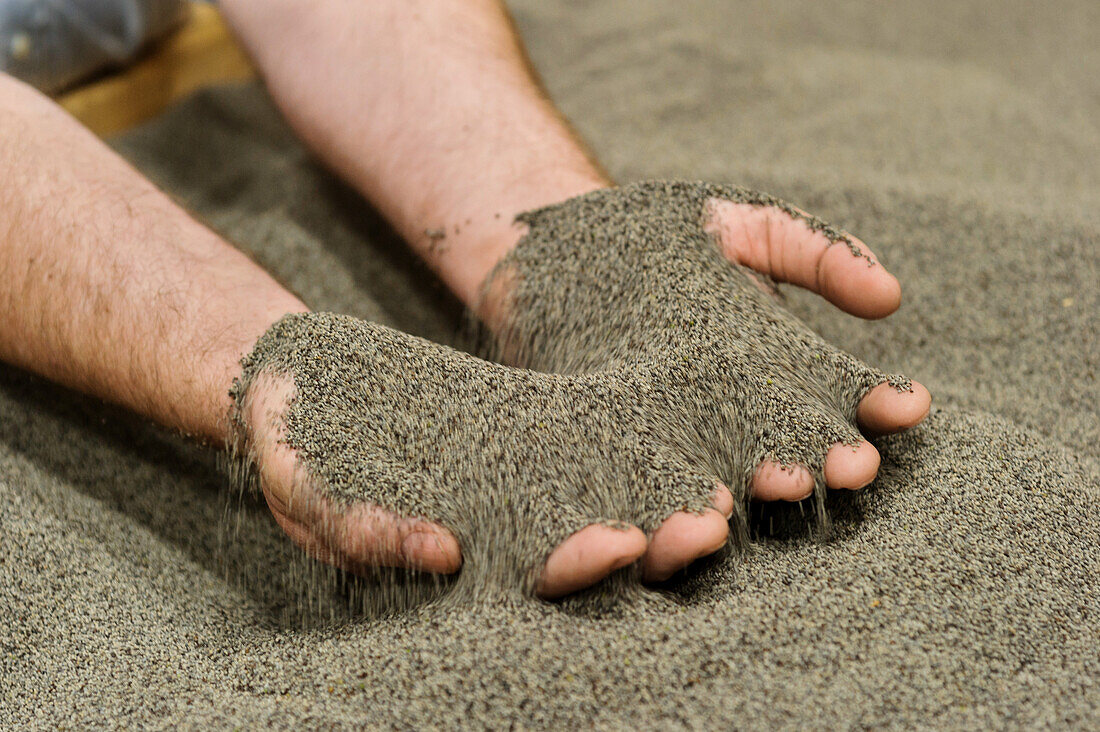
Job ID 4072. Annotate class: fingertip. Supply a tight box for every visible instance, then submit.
[871,270,903,317]
[751,461,815,501]
[401,528,463,574]
[643,510,729,583]
[857,380,932,435]
[434,530,464,573]
[713,483,735,518]
[538,523,647,599]
[820,244,901,319]
[327,504,457,574]
[824,440,881,490]
[707,198,902,319]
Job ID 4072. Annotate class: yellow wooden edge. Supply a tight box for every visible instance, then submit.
[57,3,256,138]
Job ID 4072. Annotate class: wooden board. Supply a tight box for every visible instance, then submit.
[57,3,256,137]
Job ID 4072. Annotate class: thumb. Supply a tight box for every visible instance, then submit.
[704,197,901,319]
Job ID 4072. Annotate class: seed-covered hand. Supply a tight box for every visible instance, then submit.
[232,313,730,598]
[481,181,931,573]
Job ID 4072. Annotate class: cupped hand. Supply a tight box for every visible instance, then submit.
[232,313,734,599]
[482,181,931,576]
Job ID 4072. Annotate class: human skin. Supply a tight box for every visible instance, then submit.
[219,0,930,588]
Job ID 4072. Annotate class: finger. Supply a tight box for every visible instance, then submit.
[857,380,932,436]
[326,502,462,574]
[266,499,340,565]
[537,523,648,599]
[246,373,328,526]
[823,440,881,490]
[751,460,814,501]
[247,372,462,574]
[642,507,730,583]
[262,473,462,574]
[712,483,736,518]
[704,199,901,319]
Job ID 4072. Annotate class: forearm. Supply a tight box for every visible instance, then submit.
[219,0,609,307]
[0,74,306,442]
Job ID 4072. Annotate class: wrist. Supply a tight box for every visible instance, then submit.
[415,166,611,310]
[222,0,611,310]
[184,290,309,446]
[132,229,310,445]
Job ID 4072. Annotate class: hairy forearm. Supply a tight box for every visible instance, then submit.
[0,74,306,441]
[220,0,610,307]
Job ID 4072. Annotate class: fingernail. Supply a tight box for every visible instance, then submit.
[401,532,431,563]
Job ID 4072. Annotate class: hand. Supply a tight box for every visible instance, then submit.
[233,312,738,598]
[240,371,463,576]
[480,181,932,574]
